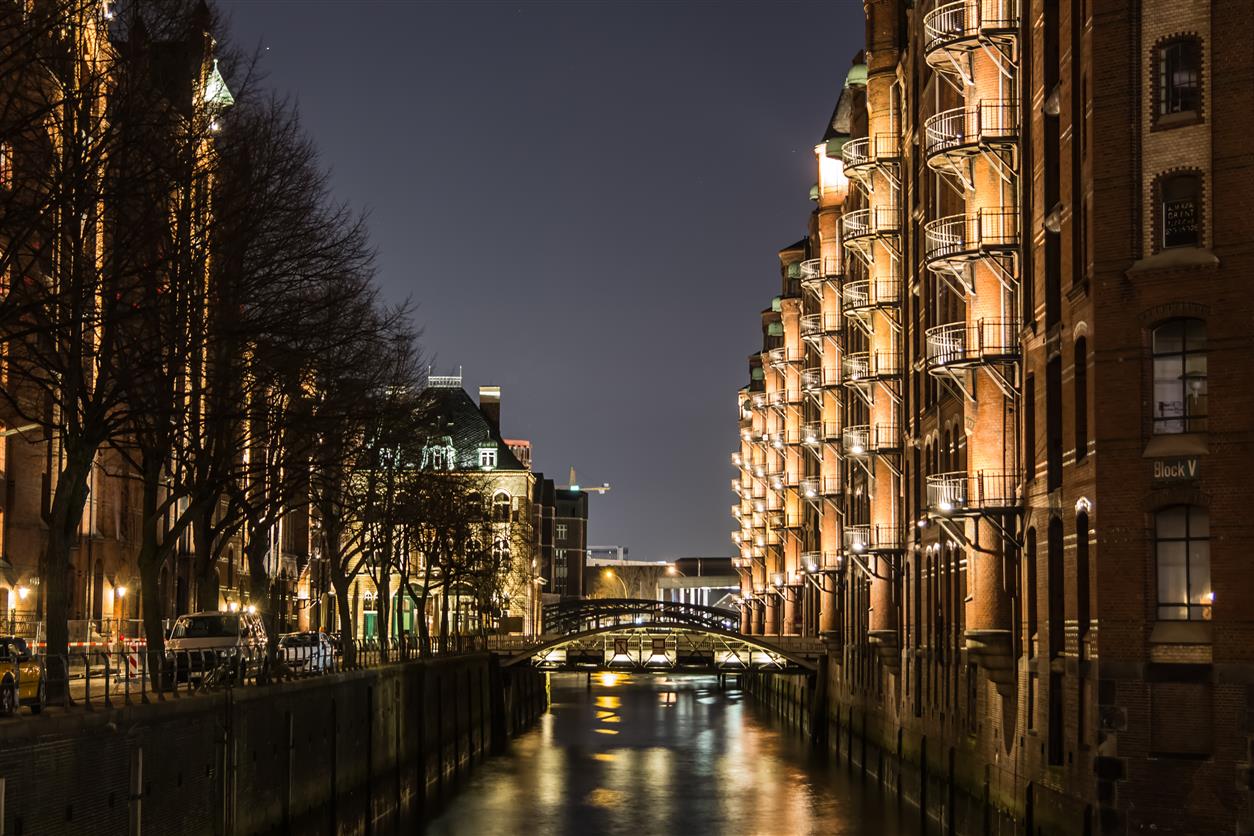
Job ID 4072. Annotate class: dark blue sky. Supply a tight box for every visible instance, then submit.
[221,1,864,561]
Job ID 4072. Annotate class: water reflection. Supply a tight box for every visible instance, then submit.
[425,673,920,836]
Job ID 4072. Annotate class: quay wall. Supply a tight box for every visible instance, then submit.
[0,653,547,835]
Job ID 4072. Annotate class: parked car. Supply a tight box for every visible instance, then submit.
[278,632,336,674]
[0,637,43,716]
[167,612,267,682]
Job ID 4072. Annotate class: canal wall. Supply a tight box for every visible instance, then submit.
[745,666,1051,836]
[0,653,547,835]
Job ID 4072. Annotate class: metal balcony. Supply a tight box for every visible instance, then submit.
[841,137,873,179]
[801,422,822,447]
[842,207,901,249]
[800,477,820,500]
[802,367,823,394]
[872,422,901,453]
[923,209,1020,275]
[842,350,902,386]
[799,256,843,292]
[923,100,1019,180]
[844,523,904,555]
[926,469,1022,514]
[923,0,1020,80]
[821,475,843,497]
[731,478,742,495]
[841,276,901,315]
[924,319,1022,370]
[802,550,846,574]
[843,425,870,456]
[822,420,842,441]
[801,310,842,341]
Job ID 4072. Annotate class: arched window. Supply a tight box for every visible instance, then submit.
[1159,172,1201,249]
[493,491,511,523]
[1155,505,1211,621]
[1156,37,1202,121]
[1151,319,1207,434]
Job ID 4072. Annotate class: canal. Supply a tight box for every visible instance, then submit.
[425,672,923,835]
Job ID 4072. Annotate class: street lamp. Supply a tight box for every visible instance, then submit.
[603,568,628,599]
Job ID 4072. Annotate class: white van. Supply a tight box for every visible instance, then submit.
[167,611,267,681]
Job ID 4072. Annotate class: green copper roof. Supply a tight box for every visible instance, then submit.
[771,296,783,312]
[808,183,820,201]
[845,63,867,89]
[203,59,234,110]
[767,322,784,337]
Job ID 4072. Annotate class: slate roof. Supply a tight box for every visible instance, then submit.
[414,385,526,471]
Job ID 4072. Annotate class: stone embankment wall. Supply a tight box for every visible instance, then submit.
[745,666,1031,836]
[0,653,546,835]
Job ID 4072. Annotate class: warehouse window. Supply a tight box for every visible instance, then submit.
[1151,319,1206,434]
[1155,505,1211,621]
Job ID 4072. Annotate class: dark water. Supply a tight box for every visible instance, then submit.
[425,673,922,836]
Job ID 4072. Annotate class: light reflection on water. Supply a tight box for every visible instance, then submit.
[424,673,920,836]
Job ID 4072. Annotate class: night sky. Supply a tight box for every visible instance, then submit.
[221,1,864,562]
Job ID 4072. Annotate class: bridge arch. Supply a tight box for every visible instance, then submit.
[502,620,819,672]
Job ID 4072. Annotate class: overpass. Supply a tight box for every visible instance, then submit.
[493,599,824,673]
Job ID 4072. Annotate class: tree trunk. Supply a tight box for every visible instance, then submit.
[136,451,168,688]
[192,501,221,612]
[328,560,356,669]
[42,442,95,700]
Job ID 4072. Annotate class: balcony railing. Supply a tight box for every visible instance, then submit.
[926,469,1022,513]
[924,0,1019,62]
[731,478,742,495]
[845,524,904,554]
[925,319,1021,368]
[843,425,870,456]
[841,137,873,174]
[801,310,842,339]
[802,367,823,393]
[923,100,1019,163]
[801,422,822,446]
[823,420,841,441]
[872,422,901,452]
[923,208,1020,269]
[800,477,820,499]
[842,350,902,384]
[842,207,901,243]
[821,475,843,497]
[841,276,901,313]
[799,254,842,286]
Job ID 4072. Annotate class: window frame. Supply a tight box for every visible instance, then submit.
[1154,504,1212,621]
[1154,36,1203,127]
[1150,318,1207,435]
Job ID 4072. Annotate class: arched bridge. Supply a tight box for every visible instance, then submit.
[493,598,822,673]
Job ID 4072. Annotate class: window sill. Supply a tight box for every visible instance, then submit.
[1127,247,1219,274]
[1152,111,1204,131]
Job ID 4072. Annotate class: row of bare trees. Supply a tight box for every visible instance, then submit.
[0,1,526,690]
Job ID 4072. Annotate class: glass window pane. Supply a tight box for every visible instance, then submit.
[1153,322,1184,355]
[1156,506,1188,539]
[1157,541,1188,604]
[1188,543,1211,604]
[1159,605,1188,621]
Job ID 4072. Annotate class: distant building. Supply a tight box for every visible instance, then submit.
[656,557,738,610]
[532,477,589,599]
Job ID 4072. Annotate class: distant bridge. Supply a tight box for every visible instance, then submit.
[492,598,823,673]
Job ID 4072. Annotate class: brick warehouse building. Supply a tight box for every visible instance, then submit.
[730,1,1254,833]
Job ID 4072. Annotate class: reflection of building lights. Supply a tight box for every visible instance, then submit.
[597,672,621,687]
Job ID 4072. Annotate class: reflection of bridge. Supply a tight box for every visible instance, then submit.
[493,599,823,673]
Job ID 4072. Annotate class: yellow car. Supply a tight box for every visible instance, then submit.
[0,637,44,716]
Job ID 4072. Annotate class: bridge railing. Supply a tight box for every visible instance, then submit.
[542,598,739,636]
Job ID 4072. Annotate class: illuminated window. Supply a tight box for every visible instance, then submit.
[0,142,10,190]
[556,523,567,541]
[479,448,497,469]
[1152,319,1206,434]
[1155,505,1211,621]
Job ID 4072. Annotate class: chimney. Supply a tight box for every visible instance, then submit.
[479,386,501,435]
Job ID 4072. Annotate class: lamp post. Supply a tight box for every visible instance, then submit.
[603,568,628,599]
